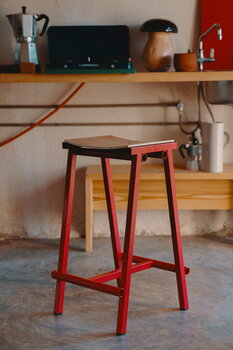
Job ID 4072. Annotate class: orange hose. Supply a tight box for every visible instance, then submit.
[0,82,85,148]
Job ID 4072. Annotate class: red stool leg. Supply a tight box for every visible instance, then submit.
[116,155,142,335]
[163,150,189,310]
[53,150,77,315]
[101,158,122,272]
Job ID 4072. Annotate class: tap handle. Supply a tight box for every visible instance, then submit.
[217,28,223,40]
[209,48,215,59]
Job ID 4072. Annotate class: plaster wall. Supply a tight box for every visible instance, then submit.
[0,0,232,239]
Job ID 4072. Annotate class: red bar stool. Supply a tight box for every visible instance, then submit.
[51,135,189,335]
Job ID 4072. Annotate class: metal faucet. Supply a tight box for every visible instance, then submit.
[197,23,223,71]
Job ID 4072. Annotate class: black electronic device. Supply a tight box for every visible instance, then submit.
[46,25,135,73]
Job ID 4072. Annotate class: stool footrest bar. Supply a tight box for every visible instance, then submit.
[90,260,154,283]
[88,257,189,285]
[90,269,121,283]
[133,255,190,274]
[51,271,124,297]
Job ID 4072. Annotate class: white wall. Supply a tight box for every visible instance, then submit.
[0,0,232,239]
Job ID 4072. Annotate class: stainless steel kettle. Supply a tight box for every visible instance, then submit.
[7,6,49,65]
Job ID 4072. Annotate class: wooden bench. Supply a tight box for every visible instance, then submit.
[85,163,233,251]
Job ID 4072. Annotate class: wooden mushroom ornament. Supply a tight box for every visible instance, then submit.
[140,19,178,72]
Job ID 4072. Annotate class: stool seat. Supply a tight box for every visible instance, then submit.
[64,135,175,150]
[51,135,189,336]
[63,135,177,162]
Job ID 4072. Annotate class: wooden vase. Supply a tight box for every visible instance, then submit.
[142,32,174,72]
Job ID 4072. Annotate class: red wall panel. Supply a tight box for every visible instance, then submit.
[200,0,233,70]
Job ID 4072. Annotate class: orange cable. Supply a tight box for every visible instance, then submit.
[0,82,85,148]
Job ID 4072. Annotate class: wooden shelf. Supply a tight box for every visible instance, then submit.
[86,163,233,181]
[0,71,233,83]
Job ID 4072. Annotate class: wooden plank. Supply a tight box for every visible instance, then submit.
[92,178,233,210]
[175,180,233,210]
[65,135,174,149]
[86,164,233,211]
[0,71,233,83]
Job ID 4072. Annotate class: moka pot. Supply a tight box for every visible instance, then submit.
[7,6,49,65]
[179,142,200,171]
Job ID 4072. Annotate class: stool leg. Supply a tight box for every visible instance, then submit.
[85,177,93,252]
[116,155,142,335]
[101,158,122,272]
[163,150,189,310]
[53,150,77,315]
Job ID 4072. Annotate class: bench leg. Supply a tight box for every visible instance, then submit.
[54,150,77,315]
[163,150,189,310]
[116,155,142,335]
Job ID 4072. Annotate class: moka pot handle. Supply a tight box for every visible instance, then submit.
[179,143,189,159]
[36,14,49,36]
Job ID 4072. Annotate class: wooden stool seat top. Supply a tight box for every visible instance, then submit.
[64,135,175,150]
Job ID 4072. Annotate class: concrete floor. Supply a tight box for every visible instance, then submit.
[0,236,232,350]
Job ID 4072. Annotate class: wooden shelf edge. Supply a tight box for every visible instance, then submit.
[86,164,233,180]
[0,71,233,83]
